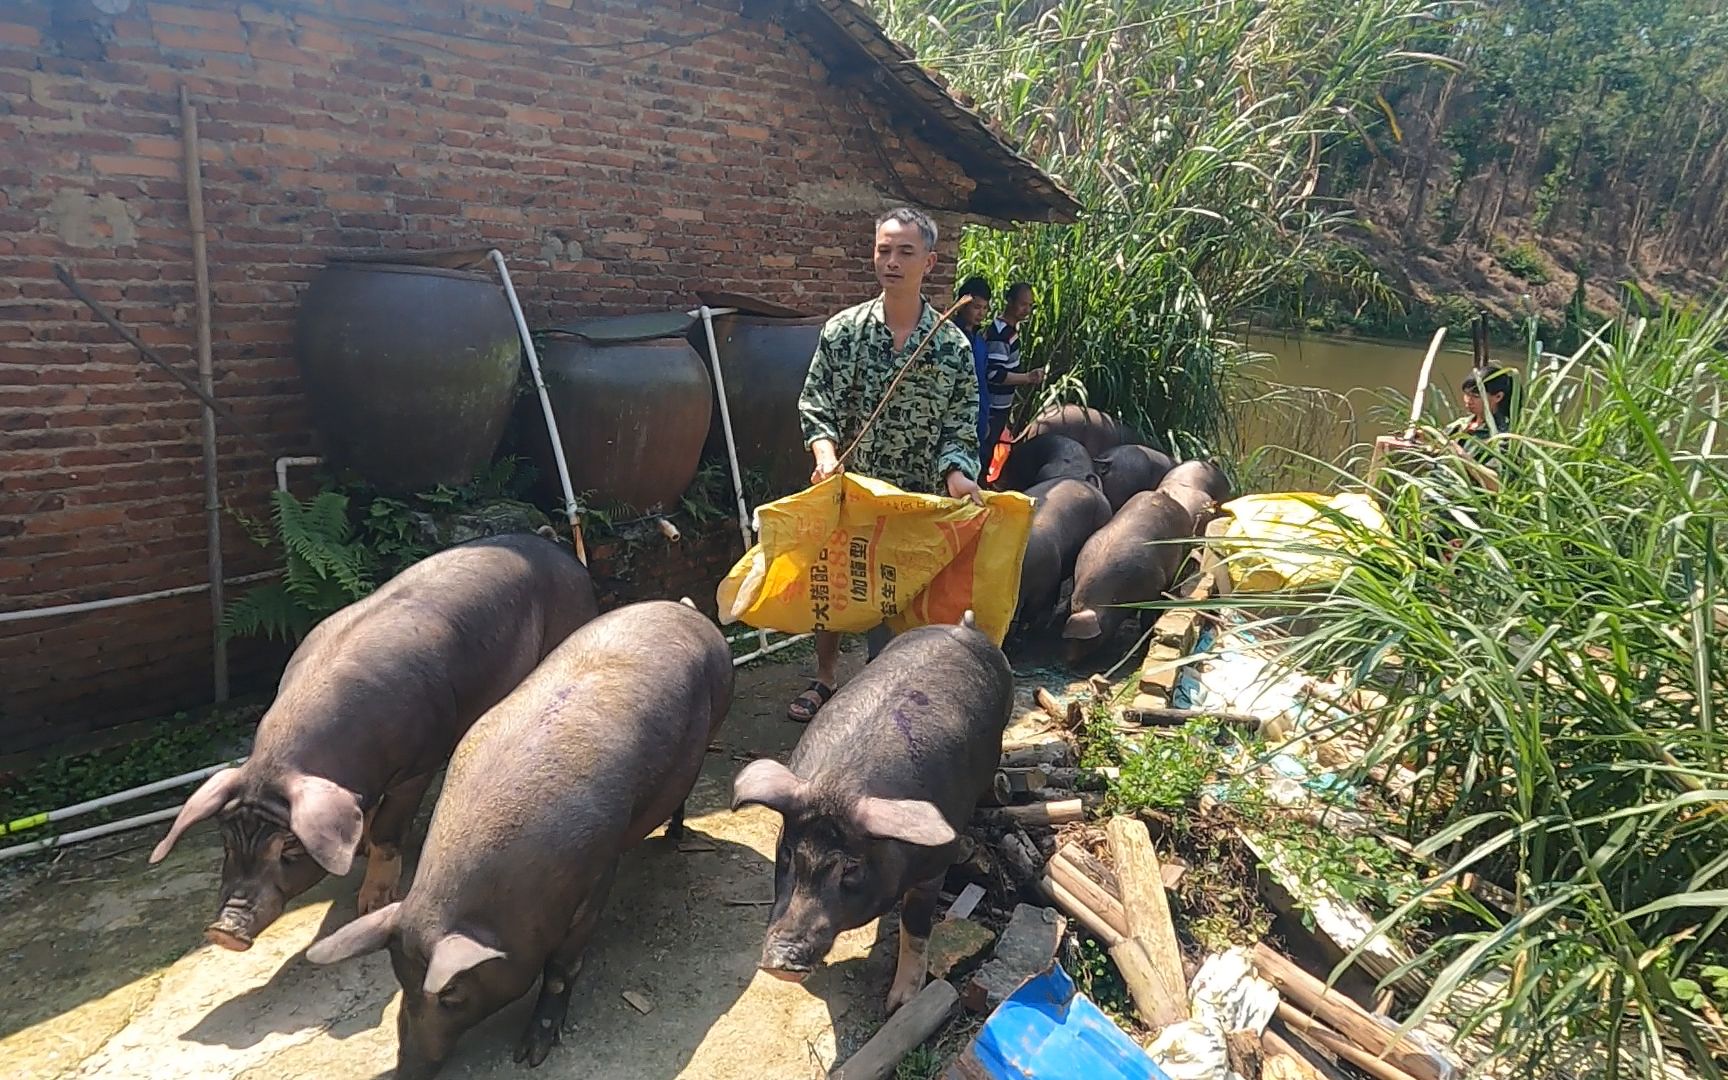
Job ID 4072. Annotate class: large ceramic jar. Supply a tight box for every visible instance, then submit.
[697,311,825,499]
[295,260,519,491]
[534,312,713,514]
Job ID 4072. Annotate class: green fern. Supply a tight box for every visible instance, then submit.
[222,490,379,643]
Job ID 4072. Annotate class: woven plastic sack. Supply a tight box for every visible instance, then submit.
[1214,492,1390,593]
[716,473,1034,645]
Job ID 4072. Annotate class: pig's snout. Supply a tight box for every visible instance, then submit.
[759,937,818,982]
[205,891,282,952]
[205,907,255,952]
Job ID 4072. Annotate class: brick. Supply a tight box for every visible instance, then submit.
[963,905,1067,1014]
[90,154,181,179]
[154,23,249,54]
[0,23,40,48]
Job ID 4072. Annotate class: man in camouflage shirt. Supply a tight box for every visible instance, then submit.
[787,206,982,722]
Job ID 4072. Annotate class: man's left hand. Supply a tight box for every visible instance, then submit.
[946,469,983,505]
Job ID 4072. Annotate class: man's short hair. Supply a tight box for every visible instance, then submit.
[875,206,939,251]
[957,275,992,301]
[1006,281,1033,303]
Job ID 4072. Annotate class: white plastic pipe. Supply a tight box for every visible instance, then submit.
[491,249,585,564]
[1,758,245,838]
[276,455,323,492]
[0,570,280,625]
[692,305,772,654]
[694,305,752,553]
[0,806,182,863]
[732,632,812,667]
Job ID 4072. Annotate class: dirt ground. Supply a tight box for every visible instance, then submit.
[0,644,1082,1080]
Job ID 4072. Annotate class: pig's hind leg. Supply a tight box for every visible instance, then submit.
[884,874,943,1014]
[356,773,432,915]
[514,859,618,1068]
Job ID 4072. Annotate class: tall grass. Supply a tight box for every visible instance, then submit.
[873,0,1438,450]
[1225,305,1728,1075]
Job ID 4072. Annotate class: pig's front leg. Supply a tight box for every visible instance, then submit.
[357,773,432,915]
[514,860,617,1068]
[885,874,943,1014]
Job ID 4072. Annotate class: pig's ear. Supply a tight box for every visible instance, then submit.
[305,902,400,965]
[423,932,508,995]
[854,797,957,848]
[150,767,243,864]
[1092,456,1113,477]
[285,774,365,876]
[1063,608,1102,640]
[731,758,803,815]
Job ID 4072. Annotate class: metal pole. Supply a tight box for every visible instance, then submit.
[181,85,226,702]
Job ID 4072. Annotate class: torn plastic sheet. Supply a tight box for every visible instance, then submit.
[946,962,1171,1080]
[1145,950,1279,1080]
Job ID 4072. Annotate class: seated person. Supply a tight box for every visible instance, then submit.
[1375,365,1516,493]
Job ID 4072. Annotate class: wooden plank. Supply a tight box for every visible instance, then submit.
[1047,851,1128,939]
[1264,1023,1353,1080]
[1262,1027,1332,1080]
[1000,742,1074,769]
[1252,945,1448,1080]
[1040,874,1175,1036]
[944,883,986,922]
[830,978,959,1080]
[1105,817,1188,1029]
[976,799,1087,828]
[1277,1004,1423,1080]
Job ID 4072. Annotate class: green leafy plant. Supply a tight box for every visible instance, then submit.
[1496,241,1552,284]
[222,457,542,644]
[1226,302,1728,1075]
[1108,720,1227,814]
[222,490,376,643]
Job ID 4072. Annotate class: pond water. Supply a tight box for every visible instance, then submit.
[1233,331,1482,476]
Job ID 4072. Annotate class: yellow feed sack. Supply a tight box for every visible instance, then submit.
[716,473,1034,645]
[1216,491,1390,592]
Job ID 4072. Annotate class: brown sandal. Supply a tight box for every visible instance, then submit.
[786,681,835,723]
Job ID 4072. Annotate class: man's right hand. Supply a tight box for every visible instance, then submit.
[810,439,841,485]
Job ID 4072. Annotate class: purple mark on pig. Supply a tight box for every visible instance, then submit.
[891,690,932,751]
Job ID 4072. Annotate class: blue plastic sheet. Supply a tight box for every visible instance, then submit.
[950,963,1172,1080]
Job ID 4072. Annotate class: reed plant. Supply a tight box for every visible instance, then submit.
[1213,304,1728,1075]
[874,0,1440,449]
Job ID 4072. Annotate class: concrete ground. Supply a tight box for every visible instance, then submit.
[0,644,1083,1080]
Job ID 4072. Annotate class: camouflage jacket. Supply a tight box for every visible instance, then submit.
[797,296,981,494]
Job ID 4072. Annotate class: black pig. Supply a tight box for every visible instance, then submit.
[730,612,1013,1013]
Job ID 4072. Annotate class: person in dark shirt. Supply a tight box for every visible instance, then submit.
[953,276,993,450]
[983,282,1045,452]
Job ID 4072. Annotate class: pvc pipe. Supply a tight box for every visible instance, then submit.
[0,806,181,863]
[181,85,226,704]
[276,455,323,493]
[491,250,586,564]
[696,305,755,556]
[1,758,245,838]
[0,570,280,625]
[732,632,811,667]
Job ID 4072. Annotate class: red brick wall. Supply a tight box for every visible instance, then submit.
[0,0,975,758]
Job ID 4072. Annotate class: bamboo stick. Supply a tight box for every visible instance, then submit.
[1252,945,1447,1080]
